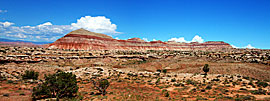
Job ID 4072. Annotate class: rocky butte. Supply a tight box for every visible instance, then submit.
[48,28,233,51]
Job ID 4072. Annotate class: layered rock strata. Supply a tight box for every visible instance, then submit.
[48,28,232,51]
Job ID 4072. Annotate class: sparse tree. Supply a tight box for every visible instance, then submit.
[162,69,167,74]
[203,64,209,77]
[32,72,78,100]
[92,78,110,95]
[155,77,161,85]
[157,69,161,73]
[22,70,39,80]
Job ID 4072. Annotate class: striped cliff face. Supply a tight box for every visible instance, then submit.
[48,28,233,51]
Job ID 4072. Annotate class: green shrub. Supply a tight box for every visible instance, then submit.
[22,70,39,80]
[171,78,176,82]
[92,79,110,95]
[155,78,161,85]
[201,89,205,92]
[250,88,267,95]
[161,89,167,93]
[205,85,212,90]
[19,93,25,96]
[164,92,169,97]
[162,69,167,74]
[196,95,207,100]
[3,93,9,97]
[173,83,182,87]
[256,81,268,88]
[235,95,255,101]
[239,88,247,90]
[32,72,78,100]
[203,64,209,77]
[186,79,198,86]
[7,80,13,84]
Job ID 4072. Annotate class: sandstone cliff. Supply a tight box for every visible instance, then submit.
[48,28,233,51]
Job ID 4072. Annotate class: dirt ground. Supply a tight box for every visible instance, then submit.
[1,56,270,100]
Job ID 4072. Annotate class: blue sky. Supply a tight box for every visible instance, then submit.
[0,0,269,49]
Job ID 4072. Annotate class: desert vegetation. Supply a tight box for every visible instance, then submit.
[22,70,39,80]
[0,46,270,100]
[32,72,78,100]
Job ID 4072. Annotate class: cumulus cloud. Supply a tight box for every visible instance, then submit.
[244,44,255,49]
[142,38,149,42]
[231,44,255,49]
[168,37,186,42]
[0,21,72,41]
[0,16,119,42]
[37,22,53,27]
[71,16,119,34]
[0,21,14,27]
[0,10,7,13]
[168,35,204,43]
[6,33,27,38]
[142,38,159,42]
[191,35,204,43]
[231,44,238,48]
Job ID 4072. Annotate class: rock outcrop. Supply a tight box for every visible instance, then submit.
[48,28,233,51]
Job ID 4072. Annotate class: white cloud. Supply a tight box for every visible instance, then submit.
[231,44,238,48]
[37,22,53,27]
[115,37,119,40]
[168,37,186,42]
[0,21,72,41]
[244,44,255,49]
[6,33,27,38]
[152,39,157,41]
[35,36,41,39]
[0,10,7,13]
[231,44,255,49]
[0,21,14,27]
[0,16,120,42]
[71,16,119,34]
[191,35,204,43]
[168,35,204,43]
[142,38,149,42]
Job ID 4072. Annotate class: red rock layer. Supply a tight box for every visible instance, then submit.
[48,29,233,51]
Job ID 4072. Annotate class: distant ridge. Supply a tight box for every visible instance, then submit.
[0,38,52,45]
[48,29,233,51]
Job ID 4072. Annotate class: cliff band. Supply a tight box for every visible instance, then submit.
[48,28,233,51]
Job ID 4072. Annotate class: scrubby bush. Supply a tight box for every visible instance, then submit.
[250,88,267,95]
[235,95,256,101]
[205,85,212,90]
[155,78,161,85]
[157,69,161,72]
[171,78,176,82]
[92,79,110,95]
[7,80,13,84]
[186,79,198,86]
[162,69,167,74]
[203,64,209,77]
[173,83,183,87]
[22,70,39,80]
[32,72,78,100]
[201,89,205,92]
[256,81,268,88]
[165,91,169,97]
